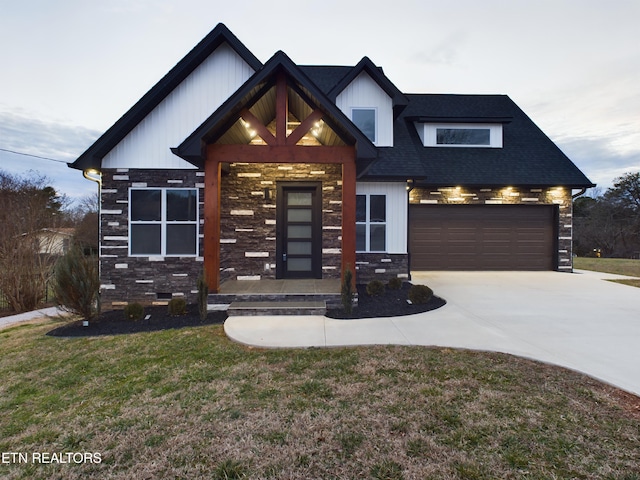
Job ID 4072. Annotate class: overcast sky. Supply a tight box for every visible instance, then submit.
[1,0,638,202]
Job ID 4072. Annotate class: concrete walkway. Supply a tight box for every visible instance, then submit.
[225,270,640,396]
[0,306,70,330]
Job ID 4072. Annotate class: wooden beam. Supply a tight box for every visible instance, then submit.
[204,149,221,293]
[276,73,287,145]
[341,158,357,287]
[240,109,276,146]
[287,110,323,146]
[208,144,355,164]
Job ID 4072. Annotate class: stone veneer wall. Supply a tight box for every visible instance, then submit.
[409,186,574,271]
[99,169,205,308]
[355,253,409,284]
[220,163,343,283]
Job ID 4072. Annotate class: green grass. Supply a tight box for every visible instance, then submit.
[0,320,639,479]
[574,257,640,287]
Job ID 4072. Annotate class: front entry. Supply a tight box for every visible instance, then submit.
[276,182,322,278]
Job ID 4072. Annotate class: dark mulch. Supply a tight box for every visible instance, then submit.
[47,305,226,337]
[326,282,446,319]
[47,283,445,336]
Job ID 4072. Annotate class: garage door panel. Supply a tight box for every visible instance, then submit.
[410,205,555,270]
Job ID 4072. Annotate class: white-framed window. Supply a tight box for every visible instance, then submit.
[351,107,377,143]
[417,123,503,148]
[129,188,199,256]
[356,194,386,252]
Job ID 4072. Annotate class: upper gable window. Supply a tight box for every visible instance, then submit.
[351,108,377,143]
[417,123,503,148]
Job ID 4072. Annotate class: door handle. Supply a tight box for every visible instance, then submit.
[283,253,287,262]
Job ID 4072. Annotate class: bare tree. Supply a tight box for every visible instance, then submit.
[0,170,67,312]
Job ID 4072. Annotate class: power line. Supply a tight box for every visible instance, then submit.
[0,148,70,164]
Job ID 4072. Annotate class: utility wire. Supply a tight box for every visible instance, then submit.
[0,148,69,163]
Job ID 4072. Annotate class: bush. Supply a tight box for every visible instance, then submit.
[168,297,187,316]
[408,284,433,305]
[387,277,403,290]
[366,280,385,296]
[341,267,354,314]
[123,303,144,321]
[53,247,100,320]
[197,270,209,321]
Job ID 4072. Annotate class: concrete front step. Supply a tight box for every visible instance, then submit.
[227,300,326,316]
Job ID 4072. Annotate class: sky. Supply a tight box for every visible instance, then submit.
[1,0,639,204]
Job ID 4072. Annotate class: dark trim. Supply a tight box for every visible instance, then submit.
[70,23,262,171]
[406,116,513,124]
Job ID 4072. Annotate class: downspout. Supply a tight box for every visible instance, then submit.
[572,188,587,199]
[82,169,102,323]
[406,179,417,281]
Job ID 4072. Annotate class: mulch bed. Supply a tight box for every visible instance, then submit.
[326,282,446,319]
[47,283,446,337]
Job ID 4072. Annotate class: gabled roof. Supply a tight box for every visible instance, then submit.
[69,23,262,171]
[363,94,595,188]
[326,57,409,117]
[173,50,378,168]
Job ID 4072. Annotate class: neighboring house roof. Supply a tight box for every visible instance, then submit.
[70,24,262,172]
[69,23,594,189]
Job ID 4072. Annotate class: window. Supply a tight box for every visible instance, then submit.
[356,194,386,252]
[437,128,490,145]
[351,108,376,143]
[418,123,503,148]
[130,188,198,256]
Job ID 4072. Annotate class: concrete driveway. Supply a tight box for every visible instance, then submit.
[225,270,640,396]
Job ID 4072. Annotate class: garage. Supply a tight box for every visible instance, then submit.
[409,204,557,270]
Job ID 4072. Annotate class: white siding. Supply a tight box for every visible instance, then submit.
[336,72,394,147]
[356,182,407,253]
[102,43,255,169]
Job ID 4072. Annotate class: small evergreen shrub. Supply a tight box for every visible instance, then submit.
[366,280,385,296]
[197,271,209,321]
[123,303,144,321]
[168,297,187,316]
[341,267,354,314]
[387,277,403,290]
[408,284,433,305]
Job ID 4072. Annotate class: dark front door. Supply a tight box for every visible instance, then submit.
[276,183,322,278]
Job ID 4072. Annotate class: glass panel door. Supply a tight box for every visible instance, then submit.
[277,184,321,278]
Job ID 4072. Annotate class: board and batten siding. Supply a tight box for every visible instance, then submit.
[356,182,407,254]
[336,72,394,147]
[102,43,255,169]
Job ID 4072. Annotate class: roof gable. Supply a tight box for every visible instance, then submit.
[328,57,408,117]
[70,23,262,171]
[173,51,378,167]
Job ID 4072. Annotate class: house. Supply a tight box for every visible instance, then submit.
[70,24,594,308]
[22,228,75,256]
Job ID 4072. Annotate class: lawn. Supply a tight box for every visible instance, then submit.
[0,319,639,479]
[574,257,640,288]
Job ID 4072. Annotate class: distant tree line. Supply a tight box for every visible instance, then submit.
[574,172,640,258]
[0,170,98,313]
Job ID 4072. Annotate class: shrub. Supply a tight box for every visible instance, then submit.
[388,277,403,290]
[197,270,209,321]
[53,247,100,320]
[366,280,385,296]
[341,267,354,314]
[408,284,433,305]
[168,297,187,316]
[123,303,144,321]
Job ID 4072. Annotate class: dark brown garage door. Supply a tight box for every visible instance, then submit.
[409,205,556,270]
